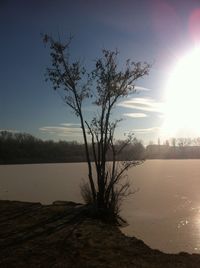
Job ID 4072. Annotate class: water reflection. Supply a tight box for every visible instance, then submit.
[1,160,200,253]
[177,219,189,229]
[191,207,200,252]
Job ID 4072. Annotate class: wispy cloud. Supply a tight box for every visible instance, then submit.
[133,127,160,134]
[118,97,164,113]
[39,123,82,137]
[60,123,81,127]
[39,126,81,133]
[123,113,148,118]
[135,86,152,92]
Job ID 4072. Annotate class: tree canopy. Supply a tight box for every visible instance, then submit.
[44,34,150,223]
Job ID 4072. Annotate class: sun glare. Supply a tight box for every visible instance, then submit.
[161,47,200,138]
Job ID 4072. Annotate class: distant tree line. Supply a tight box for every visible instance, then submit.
[0,131,145,164]
[2,131,200,164]
[146,137,200,159]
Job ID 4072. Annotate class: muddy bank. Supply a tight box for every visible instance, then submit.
[1,200,200,267]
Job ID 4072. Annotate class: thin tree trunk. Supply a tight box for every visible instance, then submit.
[79,113,96,202]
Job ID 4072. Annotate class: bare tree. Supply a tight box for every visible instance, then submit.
[43,35,150,223]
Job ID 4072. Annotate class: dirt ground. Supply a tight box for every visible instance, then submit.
[1,200,200,268]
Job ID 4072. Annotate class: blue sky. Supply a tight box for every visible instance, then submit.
[1,0,200,144]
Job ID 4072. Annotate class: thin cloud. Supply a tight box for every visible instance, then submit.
[118,97,164,113]
[135,86,152,91]
[133,127,160,133]
[60,123,81,127]
[39,123,82,136]
[40,126,81,133]
[123,113,148,118]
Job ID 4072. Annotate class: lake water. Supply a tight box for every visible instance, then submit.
[1,160,200,254]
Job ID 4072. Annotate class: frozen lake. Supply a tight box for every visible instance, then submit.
[1,160,200,254]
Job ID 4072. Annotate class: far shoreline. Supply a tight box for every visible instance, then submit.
[1,158,200,166]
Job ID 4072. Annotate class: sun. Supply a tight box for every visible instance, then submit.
[161,47,200,138]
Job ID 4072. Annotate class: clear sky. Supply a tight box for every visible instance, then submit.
[1,0,200,144]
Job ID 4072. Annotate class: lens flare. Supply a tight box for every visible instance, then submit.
[161,47,200,138]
